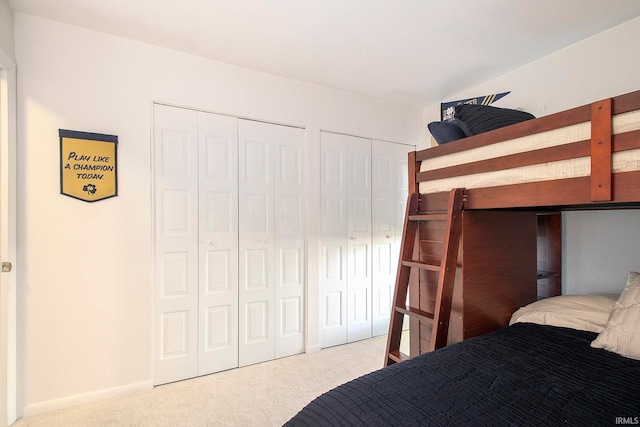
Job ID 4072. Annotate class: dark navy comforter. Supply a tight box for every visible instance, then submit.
[285,323,640,426]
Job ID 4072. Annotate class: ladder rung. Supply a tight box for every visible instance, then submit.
[409,213,448,221]
[395,305,434,324]
[387,351,410,364]
[537,270,560,279]
[419,239,444,244]
[401,260,441,272]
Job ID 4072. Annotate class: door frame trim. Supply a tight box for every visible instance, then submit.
[0,48,17,426]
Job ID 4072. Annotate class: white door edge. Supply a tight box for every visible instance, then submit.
[0,50,17,426]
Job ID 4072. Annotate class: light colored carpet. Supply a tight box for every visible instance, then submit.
[13,335,389,427]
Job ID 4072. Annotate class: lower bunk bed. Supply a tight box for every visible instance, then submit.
[286,277,640,426]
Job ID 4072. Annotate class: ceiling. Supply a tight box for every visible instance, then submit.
[9,0,640,108]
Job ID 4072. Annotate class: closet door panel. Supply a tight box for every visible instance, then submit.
[371,141,409,336]
[320,132,348,347]
[197,112,239,376]
[153,105,199,385]
[371,147,394,328]
[239,120,305,365]
[346,135,372,342]
[239,120,275,366]
[274,126,306,358]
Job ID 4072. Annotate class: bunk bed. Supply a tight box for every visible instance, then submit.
[403,89,640,356]
[286,90,640,426]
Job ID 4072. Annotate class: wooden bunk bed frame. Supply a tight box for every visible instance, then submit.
[389,89,640,362]
[412,90,640,209]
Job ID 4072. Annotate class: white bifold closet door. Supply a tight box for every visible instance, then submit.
[371,140,411,337]
[154,105,239,385]
[320,132,411,348]
[320,133,371,347]
[153,105,305,385]
[345,135,373,343]
[197,112,240,376]
[238,119,305,367]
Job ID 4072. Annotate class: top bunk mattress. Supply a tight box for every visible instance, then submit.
[420,109,640,194]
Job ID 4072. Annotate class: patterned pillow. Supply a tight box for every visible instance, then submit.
[591,272,640,360]
[454,103,535,137]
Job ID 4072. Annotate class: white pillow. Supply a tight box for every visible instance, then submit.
[510,294,618,333]
[591,272,640,360]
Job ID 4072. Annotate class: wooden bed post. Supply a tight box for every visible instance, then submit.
[406,150,420,358]
[591,98,613,201]
[408,151,418,195]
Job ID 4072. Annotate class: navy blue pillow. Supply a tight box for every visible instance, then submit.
[454,103,535,137]
[428,121,467,145]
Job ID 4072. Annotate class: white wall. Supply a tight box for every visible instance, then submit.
[0,0,14,61]
[422,17,640,296]
[14,13,422,416]
[563,211,640,294]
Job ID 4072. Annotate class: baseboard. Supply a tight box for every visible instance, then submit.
[305,343,321,353]
[21,380,154,418]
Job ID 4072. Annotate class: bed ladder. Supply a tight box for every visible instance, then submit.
[384,188,464,366]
